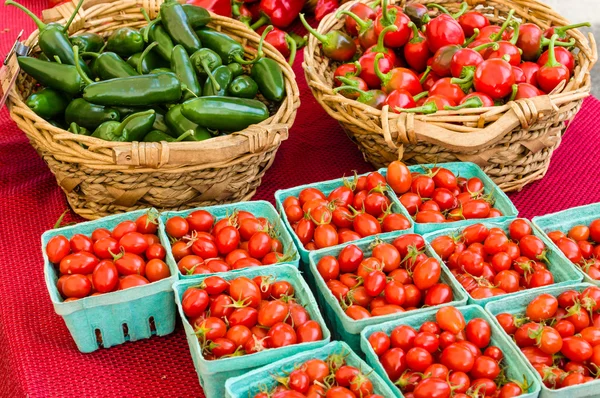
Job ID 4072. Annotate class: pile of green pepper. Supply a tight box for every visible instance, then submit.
[11,0,286,143]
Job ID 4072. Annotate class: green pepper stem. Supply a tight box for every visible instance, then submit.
[445,96,484,110]
[472,41,499,52]
[374,24,398,53]
[396,102,438,114]
[174,130,193,141]
[509,84,518,101]
[426,3,450,15]
[5,0,46,29]
[63,0,85,33]
[233,52,257,65]
[285,34,297,66]
[420,66,432,84]
[509,21,520,45]
[492,10,515,42]
[413,91,429,101]
[80,52,99,59]
[73,45,94,85]
[257,25,273,58]
[250,14,269,31]
[336,10,370,32]
[463,28,480,47]
[298,13,327,44]
[544,34,562,67]
[137,41,159,74]
[553,22,591,36]
[142,14,162,43]
[53,55,62,64]
[201,59,221,90]
[141,7,151,23]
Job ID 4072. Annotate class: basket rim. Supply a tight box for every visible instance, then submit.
[7,2,300,167]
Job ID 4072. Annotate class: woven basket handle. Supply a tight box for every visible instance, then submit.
[112,123,289,168]
[389,95,559,152]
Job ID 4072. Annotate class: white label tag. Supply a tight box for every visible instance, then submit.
[1,31,29,109]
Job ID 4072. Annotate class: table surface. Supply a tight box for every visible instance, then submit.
[1,1,600,396]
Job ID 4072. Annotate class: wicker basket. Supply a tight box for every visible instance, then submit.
[304,0,597,192]
[7,0,299,220]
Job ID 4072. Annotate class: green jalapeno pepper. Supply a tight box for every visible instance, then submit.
[18,57,84,95]
[65,98,121,130]
[182,4,211,29]
[127,49,169,74]
[150,67,172,74]
[195,28,258,65]
[6,0,91,75]
[92,110,156,142]
[227,75,259,99]
[251,26,285,102]
[106,27,145,58]
[26,88,69,120]
[227,62,244,77]
[171,44,201,99]
[203,65,231,96]
[181,96,269,131]
[152,112,171,134]
[83,51,139,80]
[141,9,174,61]
[160,0,202,54]
[83,73,183,106]
[143,129,194,142]
[165,104,212,140]
[70,32,105,53]
[190,48,222,91]
[68,122,90,136]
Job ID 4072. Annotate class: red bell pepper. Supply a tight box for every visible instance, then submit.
[315,0,338,22]
[255,25,299,64]
[186,0,232,17]
[250,0,306,29]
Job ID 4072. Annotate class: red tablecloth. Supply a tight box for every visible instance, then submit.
[1,2,600,396]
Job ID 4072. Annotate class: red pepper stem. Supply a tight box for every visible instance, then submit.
[451,2,468,19]
[72,45,94,86]
[373,53,389,83]
[285,34,297,66]
[374,24,398,53]
[353,60,362,76]
[541,36,575,48]
[445,96,484,110]
[544,34,562,67]
[4,0,46,30]
[63,0,85,33]
[368,0,381,9]
[381,0,396,26]
[257,25,274,57]
[250,14,269,31]
[553,22,591,36]
[463,28,480,47]
[333,85,367,95]
[419,66,432,84]
[426,3,451,15]
[472,41,499,52]
[396,102,438,114]
[509,84,518,102]
[337,10,371,32]
[451,68,474,85]
[492,10,515,42]
[137,41,159,75]
[337,76,360,87]
[413,91,429,101]
[407,22,425,44]
[298,13,328,44]
[509,21,521,45]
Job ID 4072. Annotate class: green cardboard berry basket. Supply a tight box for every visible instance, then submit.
[360,304,541,398]
[172,264,330,398]
[424,218,584,307]
[224,340,396,397]
[274,173,414,265]
[41,208,178,353]
[485,283,597,398]
[159,200,300,279]
[533,202,600,286]
[307,233,468,353]
[378,162,518,235]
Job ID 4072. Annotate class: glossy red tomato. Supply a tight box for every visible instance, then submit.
[92,260,119,293]
[59,251,99,275]
[47,235,71,264]
[413,258,441,290]
[296,320,323,343]
[62,274,92,298]
[436,306,466,334]
[526,294,558,321]
[268,322,297,348]
[440,343,475,372]
[112,220,137,240]
[118,274,150,290]
[380,347,407,381]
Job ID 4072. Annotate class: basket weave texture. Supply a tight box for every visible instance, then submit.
[304,0,597,192]
[7,0,300,220]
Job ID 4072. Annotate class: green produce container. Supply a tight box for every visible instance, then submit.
[274,173,414,265]
[485,283,597,398]
[533,202,600,286]
[224,341,396,398]
[41,208,178,353]
[159,201,300,279]
[361,305,541,398]
[173,264,330,398]
[307,233,468,352]
[378,162,518,235]
[424,218,583,307]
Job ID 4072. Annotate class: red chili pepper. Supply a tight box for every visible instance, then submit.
[315,0,338,22]
[299,13,356,62]
[397,94,454,114]
[472,58,515,99]
[404,22,431,73]
[374,53,422,95]
[333,86,387,109]
[430,78,466,104]
[458,92,495,107]
[362,25,401,66]
[450,42,498,78]
[255,26,297,64]
[544,22,591,42]
[404,3,430,28]
[251,0,305,29]
[186,0,232,17]
[485,22,522,66]
[537,34,571,93]
[374,0,412,48]
[520,62,540,86]
[431,44,462,77]
[512,65,526,84]
[537,46,575,74]
[334,76,369,99]
[344,3,377,36]
[457,11,490,37]
[334,62,361,86]
[424,3,467,53]
[387,90,428,112]
[337,10,377,49]
[511,83,543,100]
[419,67,440,91]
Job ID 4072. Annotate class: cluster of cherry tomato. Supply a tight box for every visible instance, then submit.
[430,220,556,300]
[317,234,454,319]
[309,0,587,113]
[252,352,384,398]
[495,286,600,389]
[281,171,411,250]
[165,209,290,276]
[386,161,502,223]
[368,306,526,398]
[45,211,171,301]
[547,218,600,280]
[181,274,323,360]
